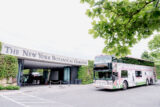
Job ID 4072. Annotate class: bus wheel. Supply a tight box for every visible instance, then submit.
[146,79,149,86]
[122,81,128,90]
[150,79,153,85]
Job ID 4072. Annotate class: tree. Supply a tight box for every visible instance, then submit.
[141,51,153,61]
[141,34,160,79]
[81,0,160,57]
[141,34,160,64]
[148,34,160,65]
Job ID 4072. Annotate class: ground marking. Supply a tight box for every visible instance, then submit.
[0,91,74,107]
[0,94,28,107]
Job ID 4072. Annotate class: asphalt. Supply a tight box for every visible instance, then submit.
[0,82,160,107]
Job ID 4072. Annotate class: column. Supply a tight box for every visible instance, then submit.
[17,59,24,86]
[70,66,79,84]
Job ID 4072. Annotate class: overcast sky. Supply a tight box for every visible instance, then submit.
[0,0,155,60]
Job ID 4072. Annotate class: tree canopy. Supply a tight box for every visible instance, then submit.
[149,34,160,64]
[141,51,153,61]
[81,0,160,57]
[141,34,160,65]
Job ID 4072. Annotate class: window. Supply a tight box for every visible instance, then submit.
[97,72,112,80]
[113,72,118,77]
[135,71,142,77]
[121,70,128,78]
[112,72,118,81]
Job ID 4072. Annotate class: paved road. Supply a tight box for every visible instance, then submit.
[0,83,160,107]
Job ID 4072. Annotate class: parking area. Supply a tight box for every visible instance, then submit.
[1,82,160,107]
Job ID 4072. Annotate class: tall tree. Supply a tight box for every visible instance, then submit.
[148,34,160,65]
[141,51,153,61]
[81,0,160,57]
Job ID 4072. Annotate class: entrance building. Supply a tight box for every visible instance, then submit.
[0,43,88,86]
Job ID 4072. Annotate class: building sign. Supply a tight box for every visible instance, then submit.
[0,43,88,66]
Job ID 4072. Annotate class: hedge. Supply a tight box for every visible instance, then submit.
[0,85,20,90]
[78,60,94,84]
[156,65,160,79]
[0,54,18,80]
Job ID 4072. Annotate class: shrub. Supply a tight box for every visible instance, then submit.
[156,65,160,79]
[78,60,94,84]
[0,85,5,90]
[0,55,18,80]
[0,85,20,90]
[4,85,20,90]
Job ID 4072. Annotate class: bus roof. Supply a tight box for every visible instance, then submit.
[95,55,154,67]
[95,55,153,63]
[126,56,154,63]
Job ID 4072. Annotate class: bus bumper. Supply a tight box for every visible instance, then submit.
[93,80,113,89]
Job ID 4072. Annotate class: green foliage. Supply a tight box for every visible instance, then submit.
[23,69,30,74]
[156,65,160,79]
[149,34,160,51]
[141,51,154,61]
[0,85,20,90]
[0,55,18,79]
[148,34,160,65]
[23,69,43,75]
[0,85,5,90]
[36,69,43,75]
[81,0,160,57]
[5,85,20,90]
[78,60,94,84]
[141,34,160,65]
[141,34,160,79]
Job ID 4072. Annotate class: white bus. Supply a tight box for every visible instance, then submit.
[93,55,157,90]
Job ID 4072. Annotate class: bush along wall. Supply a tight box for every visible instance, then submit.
[156,65,160,79]
[0,54,19,89]
[78,60,94,84]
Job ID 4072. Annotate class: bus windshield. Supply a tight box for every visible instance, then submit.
[94,55,112,64]
[95,71,112,80]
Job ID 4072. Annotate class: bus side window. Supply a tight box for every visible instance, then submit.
[121,70,128,78]
[135,71,142,77]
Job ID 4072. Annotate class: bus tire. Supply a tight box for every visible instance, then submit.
[146,79,149,86]
[122,81,128,90]
[150,79,153,85]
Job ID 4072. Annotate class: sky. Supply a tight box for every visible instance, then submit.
[0,0,155,60]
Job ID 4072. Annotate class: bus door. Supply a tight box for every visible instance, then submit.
[128,71,135,87]
[135,71,144,85]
